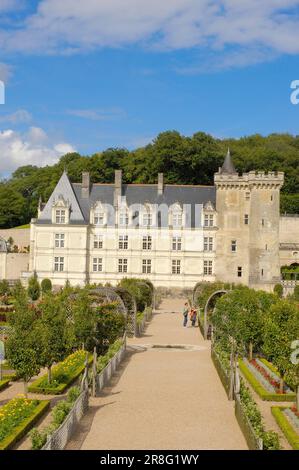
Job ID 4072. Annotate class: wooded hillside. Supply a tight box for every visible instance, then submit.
[0,131,298,228]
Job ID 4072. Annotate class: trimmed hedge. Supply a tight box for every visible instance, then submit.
[28,351,93,395]
[97,338,123,373]
[239,359,296,402]
[271,406,299,450]
[0,378,10,391]
[0,400,50,450]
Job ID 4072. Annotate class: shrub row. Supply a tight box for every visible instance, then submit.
[271,406,299,450]
[0,398,50,450]
[97,338,123,374]
[239,359,296,402]
[238,380,281,450]
[30,386,81,450]
[28,350,93,395]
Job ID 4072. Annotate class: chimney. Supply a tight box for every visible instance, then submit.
[114,169,122,206]
[158,173,164,195]
[81,172,90,198]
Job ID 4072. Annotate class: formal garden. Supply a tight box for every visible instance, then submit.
[196,283,299,450]
[0,275,154,450]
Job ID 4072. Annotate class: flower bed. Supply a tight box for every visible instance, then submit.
[28,350,92,395]
[0,397,50,450]
[239,358,296,402]
[0,378,10,392]
[271,406,299,450]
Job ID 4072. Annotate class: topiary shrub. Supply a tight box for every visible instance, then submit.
[273,284,283,298]
[27,273,40,301]
[41,278,52,294]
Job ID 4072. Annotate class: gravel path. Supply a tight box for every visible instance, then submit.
[69,298,248,450]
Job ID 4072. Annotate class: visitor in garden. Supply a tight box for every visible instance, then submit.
[182,302,189,327]
[190,307,197,327]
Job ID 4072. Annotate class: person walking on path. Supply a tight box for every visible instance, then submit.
[190,307,197,327]
[182,302,189,327]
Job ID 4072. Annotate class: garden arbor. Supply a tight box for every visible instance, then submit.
[203,290,229,340]
[114,287,137,337]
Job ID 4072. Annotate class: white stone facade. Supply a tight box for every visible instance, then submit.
[21,153,298,291]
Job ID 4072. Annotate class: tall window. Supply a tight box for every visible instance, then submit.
[93,258,102,272]
[55,209,66,224]
[118,258,128,273]
[172,259,181,274]
[204,214,214,227]
[203,260,213,276]
[142,259,151,274]
[231,240,237,252]
[94,235,103,249]
[172,236,182,251]
[204,237,213,252]
[143,213,152,226]
[142,236,152,250]
[94,212,104,225]
[54,257,64,272]
[237,266,242,277]
[119,211,129,226]
[172,212,183,228]
[119,235,128,250]
[244,214,249,225]
[55,233,65,248]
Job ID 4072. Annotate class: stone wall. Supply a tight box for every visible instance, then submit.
[0,228,30,250]
[279,215,299,267]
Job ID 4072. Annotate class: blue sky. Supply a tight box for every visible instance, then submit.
[1,0,299,175]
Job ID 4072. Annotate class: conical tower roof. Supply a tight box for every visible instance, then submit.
[221,148,237,174]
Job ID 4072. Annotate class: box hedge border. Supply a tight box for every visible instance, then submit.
[0,400,50,450]
[239,359,296,402]
[271,406,299,450]
[28,355,93,395]
[0,378,10,392]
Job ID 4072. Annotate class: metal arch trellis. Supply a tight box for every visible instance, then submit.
[203,290,229,340]
[136,280,155,309]
[87,287,127,319]
[114,287,137,337]
[192,282,208,306]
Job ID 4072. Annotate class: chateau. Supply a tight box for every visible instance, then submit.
[18,151,297,292]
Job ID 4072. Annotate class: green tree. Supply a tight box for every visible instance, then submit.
[27,272,40,301]
[6,288,40,395]
[37,293,69,384]
[72,290,97,351]
[293,285,299,301]
[95,303,126,354]
[0,185,26,228]
[263,300,299,394]
[274,284,283,298]
[41,278,52,295]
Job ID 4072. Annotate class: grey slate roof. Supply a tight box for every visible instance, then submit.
[37,172,216,227]
[221,148,237,174]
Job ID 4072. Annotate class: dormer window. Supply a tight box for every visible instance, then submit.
[119,211,129,226]
[55,209,66,224]
[143,212,152,226]
[173,211,183,228]
[94,212,104,225]
[170,203,183,228]
[204,214,214,227]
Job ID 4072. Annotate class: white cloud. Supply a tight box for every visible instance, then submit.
[67,107,126,121]
[0,1,298,70]
[0,109,32,124]
[0,62,12,83]
[0,126,76,174]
